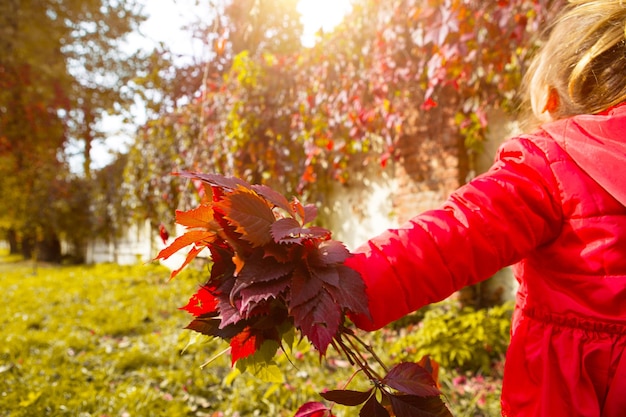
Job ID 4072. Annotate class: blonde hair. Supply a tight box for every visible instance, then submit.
[522,0,626,128]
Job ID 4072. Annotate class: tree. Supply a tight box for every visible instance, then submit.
[223,0,303,58]
[0,0,147,260]
[126,0,565,234]
[125,0,306,227]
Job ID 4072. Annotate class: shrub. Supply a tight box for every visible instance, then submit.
[388,300,514,372]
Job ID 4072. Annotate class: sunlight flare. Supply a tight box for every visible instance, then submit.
[297,0,352,47]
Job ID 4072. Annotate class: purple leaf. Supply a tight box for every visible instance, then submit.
[176,171,252,191]
[252,183,293,214]
[238,277,290,314]
[230,251,295,296]
[291,291,342,354]
[302,204,318,224]
[359,395,390,417]
[290,267,323,307]
[323,265,370,317]
[382,363,441,397]
[186,314,244,339]
[386,394,452,417]
[320,389,372,406]
[313,267,340,287]
[271,218,305,243]
[318,240,351,265]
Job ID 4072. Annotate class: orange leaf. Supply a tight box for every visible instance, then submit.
[232,252,245,277]
[155,230,215,261]
[175,204,215,229]
[418,355,441,389]
[170,245,204,279]
[220,186,275,247]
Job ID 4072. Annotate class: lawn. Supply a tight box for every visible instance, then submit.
[0,254,218,416]
[0,253,354,416]
[0,252,506,416]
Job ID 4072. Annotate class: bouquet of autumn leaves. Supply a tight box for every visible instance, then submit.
[156,172,452,417]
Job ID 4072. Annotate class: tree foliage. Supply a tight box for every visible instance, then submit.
[125,0,308,226]
[125,0,565,230]
[0,0,147,259]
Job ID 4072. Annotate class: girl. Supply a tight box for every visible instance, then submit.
[346,1,626,416]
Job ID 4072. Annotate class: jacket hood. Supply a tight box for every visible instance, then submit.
[540,103,626,207]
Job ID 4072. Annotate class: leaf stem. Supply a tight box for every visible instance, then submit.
[333,329,384,383]
[345,328,389,374]
[200,346,232,368]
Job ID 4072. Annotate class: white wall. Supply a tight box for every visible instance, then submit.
[85,220,155,265]
[323,164,399,252]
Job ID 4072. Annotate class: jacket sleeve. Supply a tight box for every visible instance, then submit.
[345,136,563,331]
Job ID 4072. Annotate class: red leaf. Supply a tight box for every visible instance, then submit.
[302,204,318,224]
[180,285,218,317]
[273,224,331,244]
[382,363,441,397]
[421,6,459,46]
[305,241,350,269]
[229,251,294,308]
[230,326,260,365]
[312,267,340,287]
[300,165,317,184]
[291,198,306,221]
[218,303,244,329]
[207,243,236,281]
[306,226,332,240]
[232,252,245,276]
[234,250,295,287]
[293,402,333,417]
[421,97,438,111]
[215,278,244,329]
[380,152,391,169]
[320,389,372,406]
[386,394,452,417]
[185,315,219,336]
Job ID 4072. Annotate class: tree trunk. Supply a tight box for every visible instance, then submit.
[21,232,36,259]
[83,104,94,180]
[37,232,62,263]
[7,228,19,254]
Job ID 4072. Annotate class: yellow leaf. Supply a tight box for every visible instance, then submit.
[19,391,41,407]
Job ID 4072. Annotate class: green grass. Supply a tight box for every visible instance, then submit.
[0,251,505,416]
[0,254,224,416]
[0,253,358,417]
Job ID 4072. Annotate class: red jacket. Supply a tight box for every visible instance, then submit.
[346,104,626,416]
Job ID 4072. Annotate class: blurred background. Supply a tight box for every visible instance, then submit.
[0,0,563,267]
